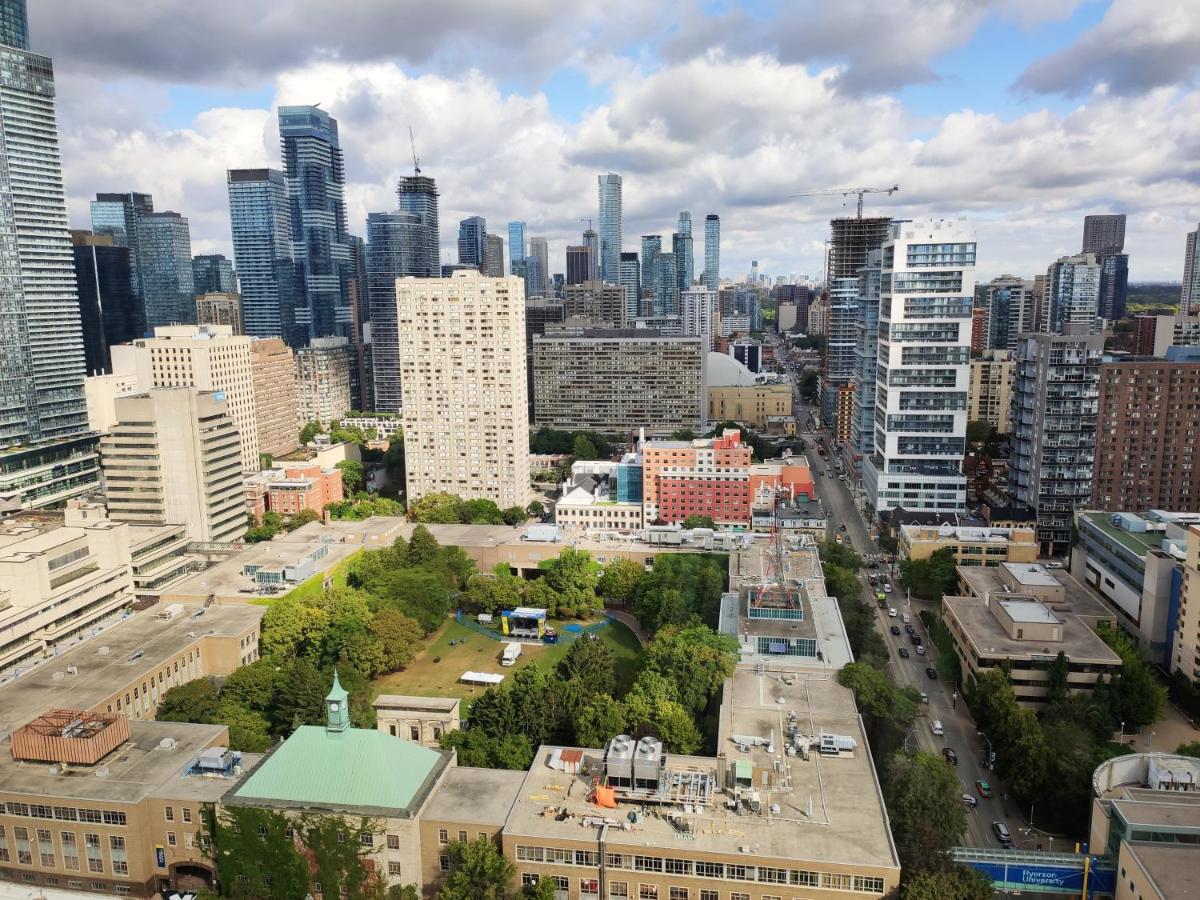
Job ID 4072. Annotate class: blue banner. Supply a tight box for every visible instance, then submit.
[967,859,1115,895]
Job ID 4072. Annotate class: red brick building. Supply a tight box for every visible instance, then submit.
[642,430,754,526]
[245,464,344,521]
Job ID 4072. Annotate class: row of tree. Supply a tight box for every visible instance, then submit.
[819,541,890,670]
[443,625,738,769]
[898,547,959,602]
[406,491,541,526]
[529,427,616,459]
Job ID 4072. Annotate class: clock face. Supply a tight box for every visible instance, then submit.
[329,702,340,712]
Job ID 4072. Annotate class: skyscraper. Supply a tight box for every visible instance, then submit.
[279,105,352,341]
[137,211,195,328]
[863,219,976,515]
[672,228,693,295]
[1045,253,1102,333]
[71,232,139,374]
[566,245,589,286]
[1184,224,1200,315]
[457,216,486,270]
[192,253,236,294]
[528,236,549,297]
[982,275,1037,352]
[0,0,28,49]
[582,228,599,281]
[227,168,300,345]
[1098,252,1129,321]
[654,252,679,316]
[704,214,720,292]
[597,173,623,283]
[393,174,440,278]
[827,217,892,280]
[640,235,661,299]
[1082,214,1126,255]
[508,221,527,267]
[618,252,641,322]
[485,233,504,278]
[366,211,424,414]
[91,191,153,308]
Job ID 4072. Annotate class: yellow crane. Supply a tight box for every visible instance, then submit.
[789,184,899,218]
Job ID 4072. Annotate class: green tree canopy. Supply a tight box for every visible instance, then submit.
[336,459,366,493]
[557,635,616,697]
[682,514,716,529]
[883,751,968,875]
[640,625,738,717]
[572,433,600,460]
[157,678,221,723]
[901,866,993,900]
[597,558,646,606]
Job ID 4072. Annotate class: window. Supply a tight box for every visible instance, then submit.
[115,887,132,896]
[109,835,128,875]
[635,855,663,872]
[695,862,723,879]
[669,889,689,900]
[14,827,31,865]
[360,833,374,847]
[639,886,660,900]
[458,830,468,843]
[85,834,103,872]
[700,892,718,900]
[522,873,541,887]
[164,807,174,821]
[387,834,400,850]
[730,894,750,900]
[35,828,54,866]
[388,862,402,875]
[167,832,176,847]
[181,808,192,824]
[60,832,78,870]
[517,846,544,862]
[609,882,629,898]
[854,875,886,892]
[439,855,450,872]
[258,826,268,838]
[438,829,449,845]
[580,878,600,897]
[410,725,420,740]
[0,825,8,862]
[822,873,852,890]
[337,831,347,844]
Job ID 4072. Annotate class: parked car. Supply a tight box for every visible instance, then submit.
[909,634,921,646]
[898,647,910,659]
[976,780,993,798]
[930,719,944,736]
[890,625,901,636]
[942,747,958,765]
[961,793,978,809]
[926,666,938,679]
[900,611,910,623]
[904,623,915,634]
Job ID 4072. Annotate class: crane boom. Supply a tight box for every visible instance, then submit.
[408,126,421,176]
[789,184,899,218]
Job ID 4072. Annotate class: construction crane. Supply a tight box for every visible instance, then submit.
[789,184,899,218]
[579,218,594,231]
[408,126,421,176]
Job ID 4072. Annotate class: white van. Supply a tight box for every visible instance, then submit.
[930,719,944,736]
[501,642,522,666]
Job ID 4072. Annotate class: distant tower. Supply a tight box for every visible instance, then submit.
[508,221,527,267]
[676,211,694,289]
[325,670,350,733]
[597,173,623,283]
[1184,223,1200,315]
[396,174,440,277]
[582,228,599,281]
[485,233,504,277]
[457,216,486,270]
[704,214,720,292]
[640,235,661,299]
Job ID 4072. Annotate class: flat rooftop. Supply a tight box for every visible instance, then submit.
[1122,843,1200,899]
[956,563,1115,620]
[1080,511,1165,556]
[0,719,251,805]
[374,695,460,712]
[901,524,1028,544]
[422,766,524,827]
[0,603,263,729]
[998,598,1060,624]
[943,595,1121,664]
[1003,562,1060,587]
[164,539,362,602]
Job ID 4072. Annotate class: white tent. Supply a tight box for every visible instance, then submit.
[460,670,505,686]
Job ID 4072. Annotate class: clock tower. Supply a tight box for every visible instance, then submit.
[325,669,350,733]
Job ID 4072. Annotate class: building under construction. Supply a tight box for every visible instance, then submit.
[827,217,891,281]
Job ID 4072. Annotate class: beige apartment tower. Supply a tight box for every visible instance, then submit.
[100,388,246,543]
[969,349,1015,433]
[249,338,300,458]
[195,292,244,333]
[294,336,353,427]
[396,270,530,508]
[111,325,260,473]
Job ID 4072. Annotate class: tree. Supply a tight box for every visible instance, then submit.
[501,506,528,526]
[436,838,522,900]
[370,608,424,672]
[883,751,968,875]
[336,459,365,493]
[407,492,468,524]
[640,625,738,717]
[681,514,716,529]
[902,866,993,900]
[965,419,992,446]
[526,500,545,519]
[221,659,284,713]
[557,636,616,697]
[820,539,862,571]
[799,369,819,401]
[572,433,600,460]
[838,663,919,753]
[439,729,535,771]
[285,508,320,530]
[597,558,645,607]
[572,693,630,749]
[299,421,322,444]
[261,597,331,659]
[1047,650,1070,703]
[464,567,525,615]
[536,547,600,618]
[622,682,701,753]
[216,700,272,752]
[157,678,221,723]
[631,553,727,630]
[1179,741,1200,757]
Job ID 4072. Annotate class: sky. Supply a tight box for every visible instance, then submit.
[34,0,1200,283]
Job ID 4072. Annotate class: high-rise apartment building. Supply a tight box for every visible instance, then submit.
[192,253,237,294]
[1098,252,1129,321]
[112,325,260,473]
[1082,214,1126,255]
[366,210,425,414]
[618,251,641,321]
[563,280,627,327]
[294,336,352,427]
[0,0,28,49]
[565,245,589,285]
[101,388,246,543]
[982,275,1037,351]
[508,221,526,267]
[71,231,139,375]
[851,250,883,457]
[457,216,486,270]
[485,233,504,278]
[1045,253,1102,333]
[597,173,623,283]
[703,214,720,292]
[1011,327,1106,556]
[524,298,565,420]
[1184,223,1200,315]
[640,234,661,298]
[397,271,529,508]
[822,277,861,431]
[968,349,1014,434]
[532,329,706,434]
[654,251,679,315]
[863,219,976,515]
[137,211,195,328]
[279,105,352,340]
[827,217,892,280]
[528,236,549,297]
[196,293,243,333]
[642,430,753,526]
[91,191,153,307]
[681,287,716,350]
[582,228,599,281]
[1092,352,1200,512]
[249,338,300,458]
[1131,313,1200,357]
[226,168,300,344]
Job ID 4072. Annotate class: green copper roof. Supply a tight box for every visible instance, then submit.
[326,669,349,705]
[230,727,448,815]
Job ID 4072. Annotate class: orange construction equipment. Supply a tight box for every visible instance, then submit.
[593,786,617,808]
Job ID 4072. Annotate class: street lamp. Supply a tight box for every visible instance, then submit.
[977,731,994,770]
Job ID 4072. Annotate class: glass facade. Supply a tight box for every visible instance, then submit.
[457,216,486,269]
[137,211,194,328]
[227,168,300,345]
[192,253,236,294]
[72,241,139,374]
[598,173,623,283]
[396,175,440,277]
[0,0,27,50]
[366,211,423,414]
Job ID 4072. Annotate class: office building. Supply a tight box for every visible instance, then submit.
[195,292,243,333]
[1092,354,1200,512]
[639,234,661,299]
[1045,252,1102,333]
[484,232,504,277]
[248,338,299,458]
[191,253,236,294]
[101,388,246,543]
[397,271,529,508]
[807,299,827,335]
[71,231,140,375]
[618,251,641,321]
[507,221,526,267]
[1184,223,1200,315]
[851,250,883,457]
[944,562,1122,706]
[863,219,976,515]
[90,191,153,309]
[968,349,1015,433]
[703,213,720,292]
[279,105,352,340]
[582,227,599,281]
[457,215,486,270]
[527,236,549,297]
[641,430,753,526]
[565,244,589,285]
[523,299,565,420]
[112,324,260,474]
[1082,214,1126,255]
[681,287,715,349]
[532,329,706,434]
[1174,524,1200,680]
[294,336,352,427]
[246,462,344,521]
[137,211,195,328]
[1011,327,1106,556]
[1132,313,1200,356]
[1073,509,1196,667]
[597,172,622,283]
[653,251,679,315]
[1098,252,1129,321]
[0,26,93,504]
[226,168,300,344]
[708,383,792,429]
[366,210,428,414]
[730,338,763,373]
[982,275,1037,352]
[899,523,1037,566]
[84,371,139,433]
[827,216,891,280]
[562,280,626,327]
[970,306,988,353]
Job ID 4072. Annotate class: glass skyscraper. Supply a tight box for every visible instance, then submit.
[72,234,139,374]
[396,175,440,276]
[582,228,599,281]
[457,216,486,270]
[0,0,28,50]
[508,221,527,267]
[619,252,640,320]
[367,211,424,414]
[192,253,236,294]
[704,214,720,291]
[137,211,195,328]
[640,235,661,296]
[528,236,549,297]
[598,173,623,283]
[676,211,694,289]
[227,168,301,345]
[279,105,352,341]
[91,190,153,307]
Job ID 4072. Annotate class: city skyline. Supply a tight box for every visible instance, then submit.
[33,1,1200,283]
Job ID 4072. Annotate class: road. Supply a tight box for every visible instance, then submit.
[797,426,1032,850]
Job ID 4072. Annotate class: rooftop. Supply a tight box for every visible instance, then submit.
[373,695,460,713]
[998,598,1060,624]
[227,725,452,818]
[1121,843,1200,899]
[943,593,1120,664]
[421,766,524,827]
[0,604,262,729]
[900,524,1031,544]
[1003,562,1060,587]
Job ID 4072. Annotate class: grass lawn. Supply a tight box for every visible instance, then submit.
[253,552,359,606]
[372,616,643,704]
